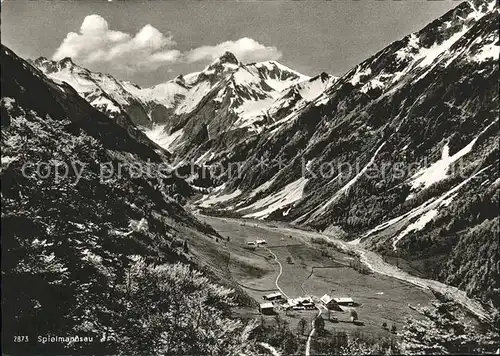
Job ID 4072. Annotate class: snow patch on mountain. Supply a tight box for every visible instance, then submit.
[314,94,330,107]
[390,165,490,250]
[198,189,242,208]
[466,0,498,20]
[472,43,499,62]
[409,120,497,191]
[298,75,337,101]
[144,126,184,152]
[350,67,372,86]
[392,209,439,250]
[250,61,310,91]
[233,67,264,88]
[266,73,337,123]
[90,96,121,113]
[248,176,277,199]
[234,97,275,129]
[360,78,384,94]
[418,26,470,68]
[361,160,491,250]
[239,177,308,219]
[194,149,215,165]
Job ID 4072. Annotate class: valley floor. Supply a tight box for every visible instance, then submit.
[194,214,443,352]
[194,214,491,349]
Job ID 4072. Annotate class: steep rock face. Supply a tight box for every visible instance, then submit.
[197,1,499,305]
[1,45,251,354]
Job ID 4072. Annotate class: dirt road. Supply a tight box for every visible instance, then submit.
[264,247,288,299]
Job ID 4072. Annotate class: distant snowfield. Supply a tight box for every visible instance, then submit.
[144,126,184,152]
[198,189,242,208]
[239,177,308,219]
[299,76,337,101]
[267,74,337,121]
[90,96,121,113]
[49,70,95,93]
[233,67,262,87]
[124,81,186,110]
[233,96,275,129]
[229,64,313,130]
[251,61,310,92]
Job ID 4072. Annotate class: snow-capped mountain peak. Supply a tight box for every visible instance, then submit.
[197,51,241,81]
[212,51,240,66]
[31,56,77,74]
[31,51,332,159]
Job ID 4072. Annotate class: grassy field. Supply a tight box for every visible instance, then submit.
[195,214,436,348]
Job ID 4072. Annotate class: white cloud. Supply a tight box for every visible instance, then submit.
[185,37,282,63]
[52,15,282,72]
[53,14,180,71]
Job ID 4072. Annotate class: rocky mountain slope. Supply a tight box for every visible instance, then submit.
[195,0,499,307]
[1,45,257,355]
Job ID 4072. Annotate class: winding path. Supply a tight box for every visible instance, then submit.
[264,247,288,299]
[264,247,320,355]
[305,307,323,356]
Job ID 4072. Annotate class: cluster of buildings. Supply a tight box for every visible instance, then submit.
[259,292,355,314]
[246,239,267,247]
[282,296,316,311]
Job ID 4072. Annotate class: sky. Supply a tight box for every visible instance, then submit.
[1,0,460,87]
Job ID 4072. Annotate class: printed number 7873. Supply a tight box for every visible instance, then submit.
[14,336,29,342]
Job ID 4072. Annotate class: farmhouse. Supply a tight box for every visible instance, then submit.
[255,239,267,245]
[283,297,316,310]
[263,292,284,301]
[333,297,355,306]
[259,302,274,314]
[320,294,340,310]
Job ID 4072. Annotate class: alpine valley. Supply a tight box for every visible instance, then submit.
[2,0,499,355]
